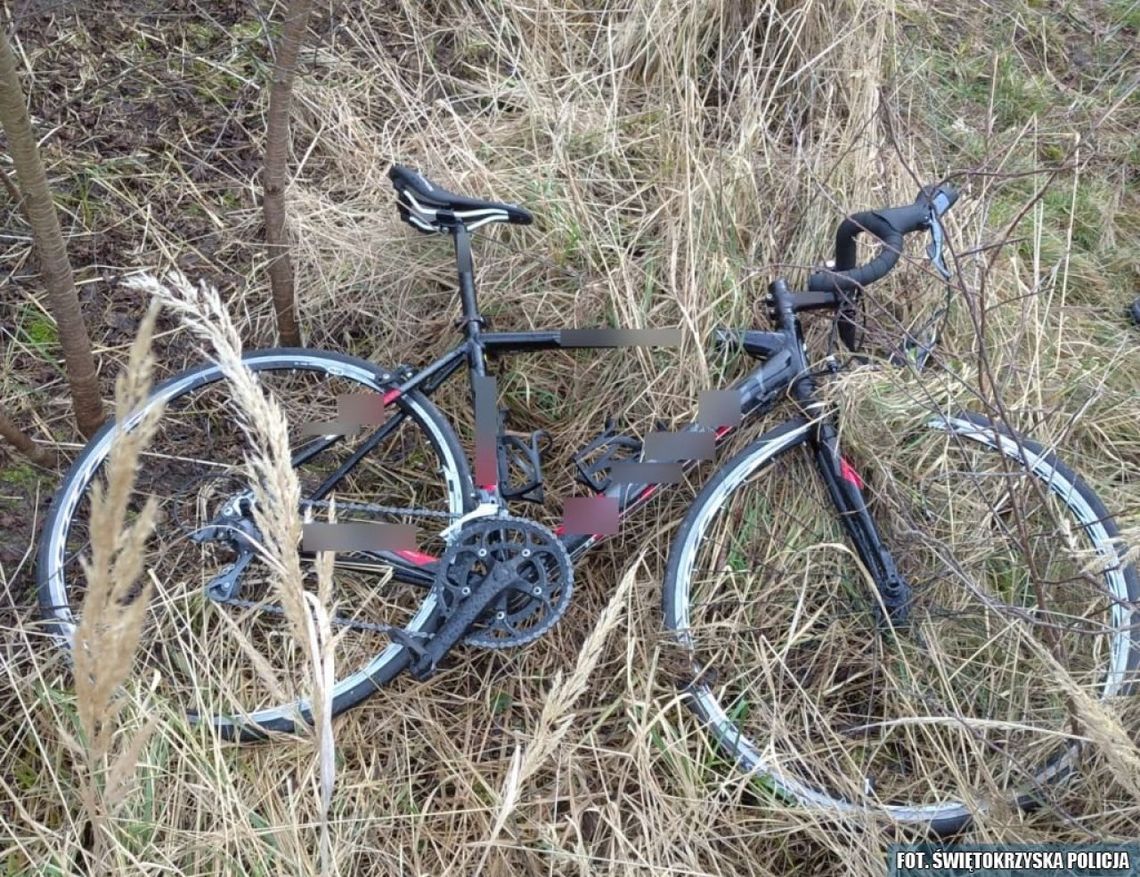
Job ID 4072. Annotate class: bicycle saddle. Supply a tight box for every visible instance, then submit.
[389,164,533,233]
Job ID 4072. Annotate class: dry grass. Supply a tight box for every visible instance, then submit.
[128,270,340,873]
[2,0,1139,874]
[70,303,163,871]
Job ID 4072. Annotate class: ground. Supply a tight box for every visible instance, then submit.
[1,0,1138,874]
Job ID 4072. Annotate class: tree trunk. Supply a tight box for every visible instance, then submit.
[0,24,105,438]
[0,405,55,466]
[262,0,313,348]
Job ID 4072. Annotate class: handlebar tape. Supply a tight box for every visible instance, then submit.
[806,185,958,293]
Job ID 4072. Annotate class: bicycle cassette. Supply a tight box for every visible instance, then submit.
[431,517,572,649]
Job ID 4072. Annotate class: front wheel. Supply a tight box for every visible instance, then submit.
[37,349,472,739]
[661,413,1139,835]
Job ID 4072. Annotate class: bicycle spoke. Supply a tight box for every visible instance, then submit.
[40,353,468,736]
[663,416,1136,828]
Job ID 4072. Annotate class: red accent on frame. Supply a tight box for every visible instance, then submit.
[715,425,732,438]
[382,389,401,405]
[395,548,436,566]
[839,457,865,490]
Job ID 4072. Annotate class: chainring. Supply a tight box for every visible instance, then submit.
[432,517,573,649]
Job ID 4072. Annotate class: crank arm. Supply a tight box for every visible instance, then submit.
[406,561,520,680]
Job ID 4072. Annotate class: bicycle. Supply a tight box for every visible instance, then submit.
[38,165,1139,835]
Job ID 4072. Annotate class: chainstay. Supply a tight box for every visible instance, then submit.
[300,499,459,521]
[207,499,454,635]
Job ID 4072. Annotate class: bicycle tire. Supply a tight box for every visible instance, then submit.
[661,412,1139,835]
[38,348,473,739]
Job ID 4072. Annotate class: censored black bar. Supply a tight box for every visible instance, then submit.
[303,522,418,552]
[476,329,682,352]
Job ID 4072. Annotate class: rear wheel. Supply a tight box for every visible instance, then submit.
[38,349,472,738]
[662,413,1139,834]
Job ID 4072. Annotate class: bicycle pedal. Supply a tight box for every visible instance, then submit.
[572,421,643,493]
[497,429,548,503]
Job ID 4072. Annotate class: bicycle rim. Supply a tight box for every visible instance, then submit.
[662,414,1138,831]
[38,350,470,736]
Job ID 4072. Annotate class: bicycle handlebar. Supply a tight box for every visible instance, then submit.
[807,184,959,293]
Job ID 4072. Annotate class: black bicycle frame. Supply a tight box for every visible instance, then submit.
[318,225,913,619]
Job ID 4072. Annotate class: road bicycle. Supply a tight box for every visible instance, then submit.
[38,166,1139,835]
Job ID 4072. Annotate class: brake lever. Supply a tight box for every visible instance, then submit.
[918,185,956,281]
[926,213,951,280]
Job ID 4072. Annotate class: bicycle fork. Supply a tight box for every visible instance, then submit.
[769,278,914,628]
[810,419,914,628]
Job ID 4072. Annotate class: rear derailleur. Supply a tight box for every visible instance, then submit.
[189,489,262,602]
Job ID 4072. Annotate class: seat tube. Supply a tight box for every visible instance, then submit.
[453,224,499,498]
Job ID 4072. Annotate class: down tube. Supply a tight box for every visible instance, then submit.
[561,369,783,562]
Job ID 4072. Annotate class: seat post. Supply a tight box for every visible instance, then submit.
[452,223,488,378]
[453,224,479,325]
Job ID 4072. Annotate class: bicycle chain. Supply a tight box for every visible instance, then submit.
[213,594,420,637]
[213,516,572,651]
[202,496,458,634]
